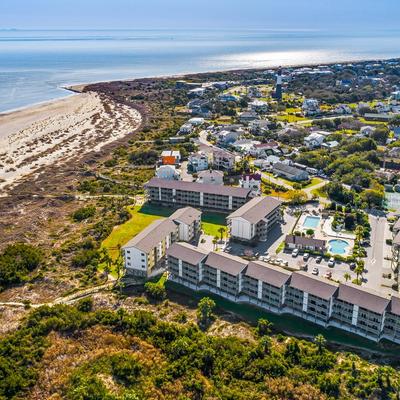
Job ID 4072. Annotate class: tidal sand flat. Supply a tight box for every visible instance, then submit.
[0,92,142,191]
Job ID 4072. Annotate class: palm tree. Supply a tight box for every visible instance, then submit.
[212,237,218,250]
[355,225,364,247]
[314,334,326,354]
[355,261,364,284]
[218,227,226,242]
[344,272,351,282]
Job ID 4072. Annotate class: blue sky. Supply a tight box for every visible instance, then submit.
[1,0,399,30]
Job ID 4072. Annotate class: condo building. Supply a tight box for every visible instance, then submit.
[122,207,201,278]
[227,196,281,242]
[144,178,251,212]
[165,243,400,345]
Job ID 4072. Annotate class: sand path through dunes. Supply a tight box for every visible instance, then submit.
[0,92,141,191]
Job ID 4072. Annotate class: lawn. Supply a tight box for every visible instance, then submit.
[201,212,226,237]
[101,204,172,261]
[311,186,327,199]
[302,177,323,189]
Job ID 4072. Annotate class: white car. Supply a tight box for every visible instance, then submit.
[312,267,319,275]
[328,257,335,267]
[303,253,310,261]
[292,249,299,257]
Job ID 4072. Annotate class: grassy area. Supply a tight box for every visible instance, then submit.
[101,204,172,261]
[311,185,327,199]
[263,171,294,187]
[302,177,323,189]
[201,212,226,237]
[276,114,307,123]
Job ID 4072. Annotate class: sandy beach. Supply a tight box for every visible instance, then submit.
[0,91,141,192]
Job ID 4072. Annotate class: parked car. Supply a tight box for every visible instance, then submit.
[316,256,322,263]
[303,253,310,261]
[300,263,308,271]
[328,257,335,267]
[292,249,299,257]
[312,267,319,275]
[324,271,332,279]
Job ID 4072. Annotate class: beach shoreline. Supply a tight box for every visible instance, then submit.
[0,91,142,192]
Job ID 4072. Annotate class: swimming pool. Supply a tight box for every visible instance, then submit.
[303,216,321,229]
[328,239,349,255]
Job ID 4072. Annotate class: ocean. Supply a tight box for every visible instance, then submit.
[1,28,400,113]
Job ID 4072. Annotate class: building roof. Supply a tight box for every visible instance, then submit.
[389,295,400,316]
[122,218,177,253]
[336,283,390,314]
[145,178,251,198]
[285,235,326,248]
[289,271,339,300]
[227,196,281,224]
[274,162,306,176]
[197,169,224,179]
[169,207,201,226]
[166,242,208,265]
[241,173,262,181]
[204,251,248,276]
[245,261,291,288]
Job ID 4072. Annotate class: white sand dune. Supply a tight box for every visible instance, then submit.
[0,92,141,191]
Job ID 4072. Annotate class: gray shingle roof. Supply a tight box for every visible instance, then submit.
[227,196,281,224]
[337,283,390,314]
[145,178,251,198]
[204,251,248,276]
[285,235,326,248]
[169,207,201,226]
[166,242,209,265]
[245,261,291,288]
[274,162,305,176]
[122,218,177,253]
[289,271,339,300]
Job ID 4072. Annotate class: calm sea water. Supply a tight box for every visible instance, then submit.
[1,29,400,113]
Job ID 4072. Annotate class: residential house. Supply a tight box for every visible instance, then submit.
[249,100,269,113]
[322,140,340,150]
[161,150,181,165]
[304,132,325,148]
[212,148,237,171]
[302,99,320,116]
[232,139,261,153]
[249,141,279,158]
[217,130,242,145]
[179,123,194,135]
[284,235,326,252]
[169,207,202,242]
[382,295,400,343]
[249,119,274,135]
[144,178,251,212]
[196,169,224,185]
[188,151,209,172]
[273,162,309,181]
[239,111,260,124]
[155,165,181,181]
[218,94,238,102]
[227,196,281,242]
[188,117,205,126]
[239,173,262,195]
[285,272,339,325]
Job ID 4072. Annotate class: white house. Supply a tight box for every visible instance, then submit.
[334,104,352,115]
[217,130,242,145]
[249,141,279,158]
[360,126,376,136]
[188,151,209,172]
[179,123,194,135]
[196,169,224,185]
[156,165,181,180]
[188,117,205,126]
[232,139,261,153]
[249,100,269,113]
[302,99,320,116]
[239,173,262,195]
[227,196,281,242]
[304,132,325,148]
